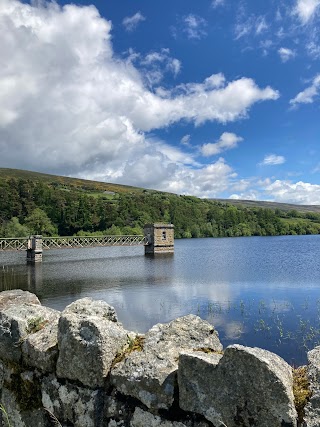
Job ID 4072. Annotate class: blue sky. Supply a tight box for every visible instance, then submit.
[1,0,320,203]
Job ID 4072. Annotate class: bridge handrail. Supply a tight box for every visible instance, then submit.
[0,235,148,251]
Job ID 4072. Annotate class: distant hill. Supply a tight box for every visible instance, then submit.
[0,167,144,194]
[0,167,319,212]
[215,199,320,213]
[1,167,320,238]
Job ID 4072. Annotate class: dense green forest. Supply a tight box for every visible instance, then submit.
[1,168,320,238]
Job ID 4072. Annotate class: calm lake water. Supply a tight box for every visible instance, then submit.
[1,235,320,365]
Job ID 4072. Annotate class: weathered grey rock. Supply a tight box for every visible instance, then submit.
[41,374,102,427]
[1,388,48,427]
[56,308,129,388]
[0,289,40,309]
[22,315,60,373]
[0,300,60,363]
[63,297,118,322]
[130,407,187,427]
[303,346,320,426]
[178,344,297,427]
[111,315,222,411]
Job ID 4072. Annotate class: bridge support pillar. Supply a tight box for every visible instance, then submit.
[144,224,174,255]
[26,235,43,263]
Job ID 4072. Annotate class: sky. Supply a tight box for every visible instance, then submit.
[1,0,320,204]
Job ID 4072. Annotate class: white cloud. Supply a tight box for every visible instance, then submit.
[306,41,320,58]
[278,47,296,62]
[255,16,268,35]
[201,132,243,157]
[264,180,320,204]
[295,0,320,24]
[234,11,268,40]
[183,14,207,40]
[290,74,320,105]
[163,158,237,197]
[212,0,225,8]
[139,48,181,85]
[180,135,191,146]
[0,0,279,198]
[122,11,145,32]
[260,155,286,166]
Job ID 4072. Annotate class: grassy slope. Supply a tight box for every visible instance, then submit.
[0,168,144,194]
[215,198,320,213]
[1,167,320,213]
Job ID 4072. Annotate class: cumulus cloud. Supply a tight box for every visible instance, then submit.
[290,74,320,105]
[264,180,320,204]
[0,0,280,198]
[122,11,145,32]
[260,155,286,166]
[278,47,296,62]
[201,132,243,157]
[182,14,207,40]
[229,178,320,205]
[295,0,320,24]
[140,48,181,85]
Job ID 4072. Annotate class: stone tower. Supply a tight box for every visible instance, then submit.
[144,223,174,255]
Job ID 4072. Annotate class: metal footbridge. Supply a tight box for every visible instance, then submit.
[0,235,147,251]
[0,224,174,262]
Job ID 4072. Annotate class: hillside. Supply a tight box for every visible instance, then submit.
[1,167,320,238]
[215,198,320,213]
[0,168,144,195]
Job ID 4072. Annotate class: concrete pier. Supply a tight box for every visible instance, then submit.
[26,235,43,263]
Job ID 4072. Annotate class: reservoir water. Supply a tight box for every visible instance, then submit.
[1,234,320,365]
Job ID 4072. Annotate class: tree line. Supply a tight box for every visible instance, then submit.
[1,177,320,238]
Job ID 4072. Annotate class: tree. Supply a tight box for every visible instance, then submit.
[1,217,30,237]
[24,208,57,236]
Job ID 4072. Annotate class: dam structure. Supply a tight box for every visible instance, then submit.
[0,223,174,262]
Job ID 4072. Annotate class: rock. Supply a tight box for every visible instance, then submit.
[63,297,118,322]
[41,374,103,427]
[131,407,187,427]
[303,346,320,426]
[22,315,60,373]
[0,290,40,309]
[1,388,48,427]
[111,315,222,411]
[0,300,61,363]
[56,305,129,388]
[178,344,297,427]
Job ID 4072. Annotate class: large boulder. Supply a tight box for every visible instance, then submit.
[63,297,118,322]
[111,315,222,411]
[130,407,188,427]
[178,344,297,427]
[56,299,129,388]
[42,374,103,427]
[0,364,47,427]
[0,290,60,363]
[1,388,47,427]
[303,346,320,426]
[22,318,60,373]
[0,289,40,308]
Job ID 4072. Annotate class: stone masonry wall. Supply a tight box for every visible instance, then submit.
[0,290,319,427]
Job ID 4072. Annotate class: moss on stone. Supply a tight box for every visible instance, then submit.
[112,335,145,366]
[193,347,224,355]
[25,317,48,335]
[293,366,312,424]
